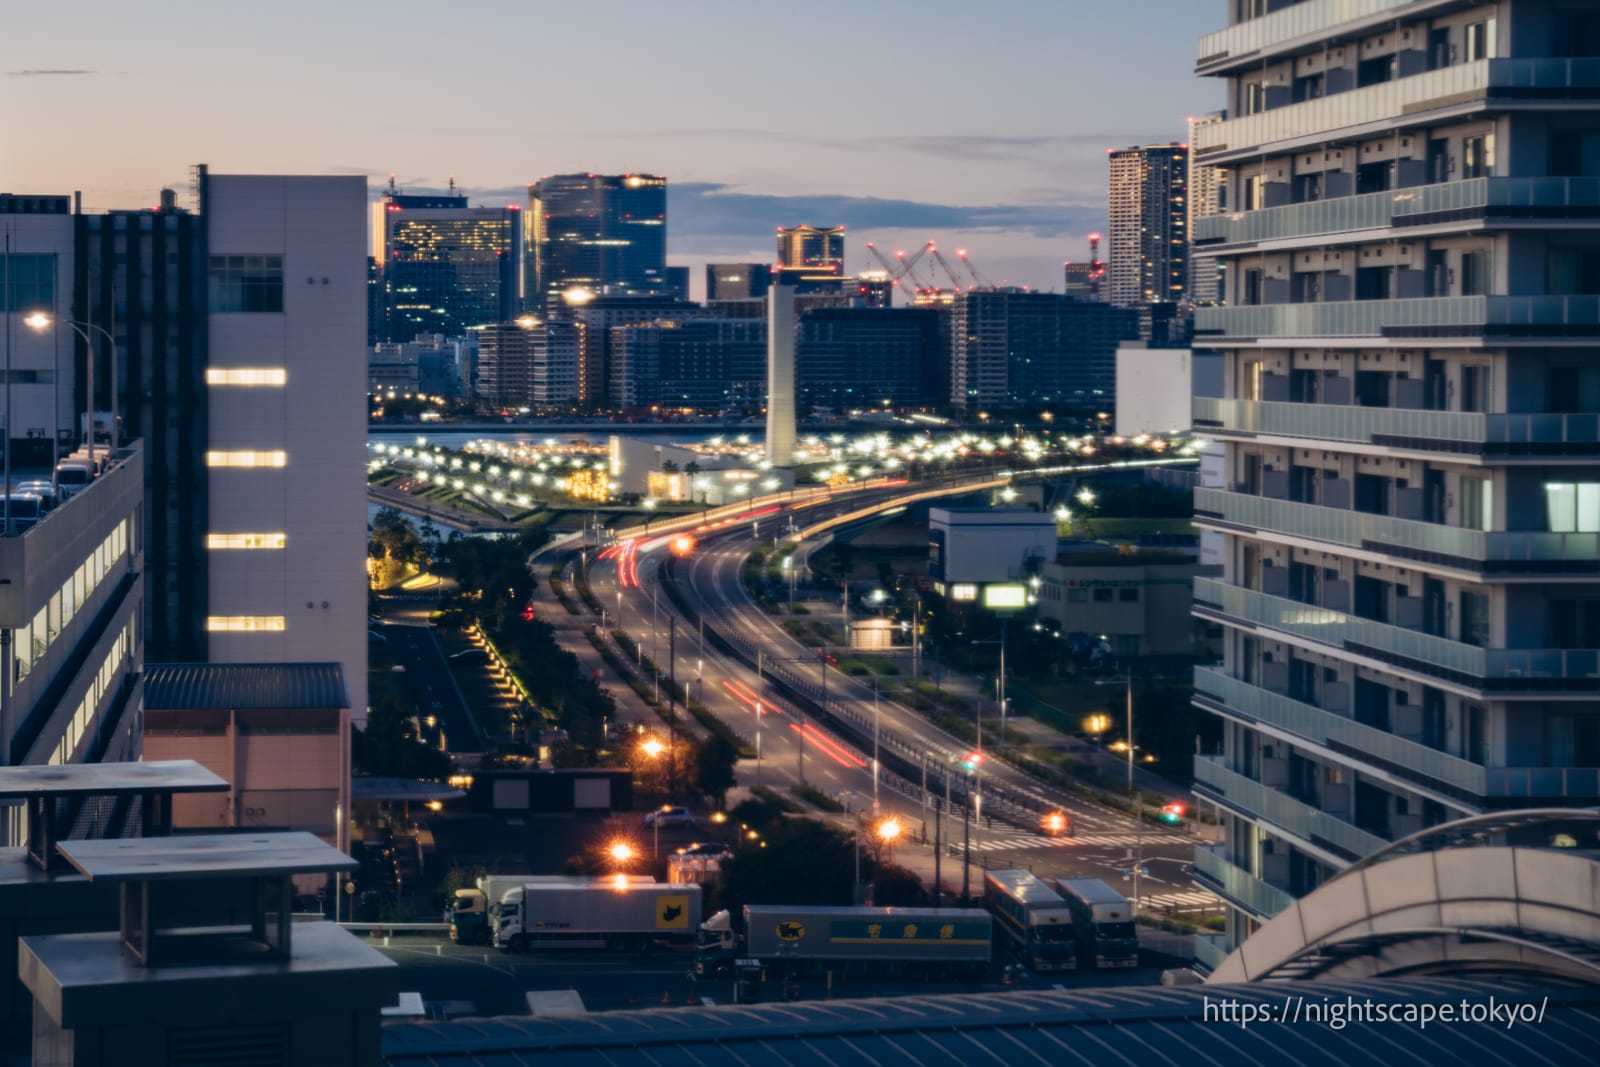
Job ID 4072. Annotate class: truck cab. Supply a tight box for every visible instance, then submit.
[449,887,491,945]
[695,909,737,978]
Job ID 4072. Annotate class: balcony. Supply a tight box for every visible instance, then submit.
[1193,931,1231,975]
[1193,396,1600,458]
[1193,487,1600,575]
[1193,842,1295,919]
[1193,177,1600,250]
[1196,60,1600,163]
[1196,62,1487,161]
[1192,577,1600,690]
[1198,0,1420,75]
[1193,295,1600,342]
[1193,667,1488,797]
[1194,754,1388,863]
[1194,670,1600,801]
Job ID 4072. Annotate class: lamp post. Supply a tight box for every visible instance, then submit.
[24,311,117,514]
[640,738,666,858]
[854,816,901,905]
[1096,673,1140,913]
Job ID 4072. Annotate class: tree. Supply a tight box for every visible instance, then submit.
[690,734,739,806]
[661,459,680,473]
[711,818,855,914]
[869,863,926,907]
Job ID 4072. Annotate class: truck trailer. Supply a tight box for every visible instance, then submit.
[696,905,992,979]
[983,868,1078,973]
[451,875,701,952]
[1054,877,1138,968]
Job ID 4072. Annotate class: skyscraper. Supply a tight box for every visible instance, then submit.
[797,307,943,410]
[372,188,522,342]
[1187,113,1227,306]
[527,174,669,312]
[477,320,579,410]
[1186,1,1600,967]
[776,225,845,272]
[705,263,771,302]
[1107,144,1188,308]
[950,290,1138,411]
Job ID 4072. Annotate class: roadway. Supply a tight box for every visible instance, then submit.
[576,491,1206,911]
[375,603,485,757]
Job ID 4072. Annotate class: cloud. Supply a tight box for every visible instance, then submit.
[667,182,1102,250]
[6,68,96,77]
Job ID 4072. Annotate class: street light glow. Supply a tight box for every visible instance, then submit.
[640,738,665,758]
[608,841,635,863]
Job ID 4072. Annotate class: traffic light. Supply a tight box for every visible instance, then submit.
[1159,802,1185,825]
[959,751,984,773]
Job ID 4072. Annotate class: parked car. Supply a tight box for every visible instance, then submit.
[678,841,732,859]
[368,630,388,645]
[643,806,696,829]
[14,481,57,513]
[449,648,490,665]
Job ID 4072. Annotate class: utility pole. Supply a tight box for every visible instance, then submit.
[1127,673,1141,915]
[668,620,678,798]
[936,773,947,907]
[911,597,921,696]
[872,676,880,816]
[755,649,763,786]
[651,587,660,702]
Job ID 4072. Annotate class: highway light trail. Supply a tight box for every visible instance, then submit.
[791,721,869,769]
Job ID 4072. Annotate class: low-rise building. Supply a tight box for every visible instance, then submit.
[1036,552,1220,660]
[928,508,1057,585]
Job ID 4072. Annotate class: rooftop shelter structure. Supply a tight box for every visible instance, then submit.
[21,830,397,1066]
[0,761,227,1033]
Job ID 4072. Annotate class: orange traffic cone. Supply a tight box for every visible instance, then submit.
[686,992,700,1006]
[660,990,673,1006]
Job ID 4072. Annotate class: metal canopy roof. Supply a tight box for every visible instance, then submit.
[143,663,349,710]
[58,832,357,883]
[380,976,1600,1065]
[0,760,228,799]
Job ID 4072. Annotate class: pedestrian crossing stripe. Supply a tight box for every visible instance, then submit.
[1138,890,1221,911]
[964,832,1193,850]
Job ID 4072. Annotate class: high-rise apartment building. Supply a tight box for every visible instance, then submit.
[1186,0,1600,967]
[372,190,522,342]
[797,307,943,410]
[553,294,702,409]
[1187,112,1227,306]
[476,320,579,410]
[527,174,669,312]
[776,225,845,272]
[1108,144,1189,307]
[609,319,765,411]
[950,290,1139,411]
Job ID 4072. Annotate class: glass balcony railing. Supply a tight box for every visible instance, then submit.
[1194,670,1600,800]
[1195,60,1600,158]
[1194,577,1600,682]
[1192,667,1489,795]
[1193,843,1296,918]
[1194,931,1231,974]
[1485,766,1600,800]
[1194,296,1600,340]
[1194,755,1388,861]
[1193,177,1600,247]
[1198,0,1413,69]
[1195,63,1488,157]
[1193,487,1600,568]
[1192,397,1600,453]
[1193,396,1485,445]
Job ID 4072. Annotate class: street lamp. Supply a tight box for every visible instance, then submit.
[608,841,635,867]
[854,815,904,905]
[27,311,118,462]
[1095,673,1142,913]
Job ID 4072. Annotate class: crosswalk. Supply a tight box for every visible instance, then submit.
[955,830,1197,852]
[1139,889,1223,913]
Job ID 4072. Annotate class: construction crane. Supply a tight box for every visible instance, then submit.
[865,241,939,302]
[927,244,970,292]
[955,248,993,289]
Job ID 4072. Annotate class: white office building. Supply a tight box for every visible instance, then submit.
[1187,0,1600,968]
[202,173,368,723]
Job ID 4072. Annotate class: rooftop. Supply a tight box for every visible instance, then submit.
[379,975,1600,1066]
[143,663,349,711]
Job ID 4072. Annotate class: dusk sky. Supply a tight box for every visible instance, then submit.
[3,0,1222,296]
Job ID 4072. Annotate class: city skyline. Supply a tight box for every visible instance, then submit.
[2,0,1221,298]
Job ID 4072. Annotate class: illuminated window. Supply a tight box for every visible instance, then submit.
[205,616,286,633]
[205,450,287,468]
[206,533,286,550]
[206,368,287,386]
